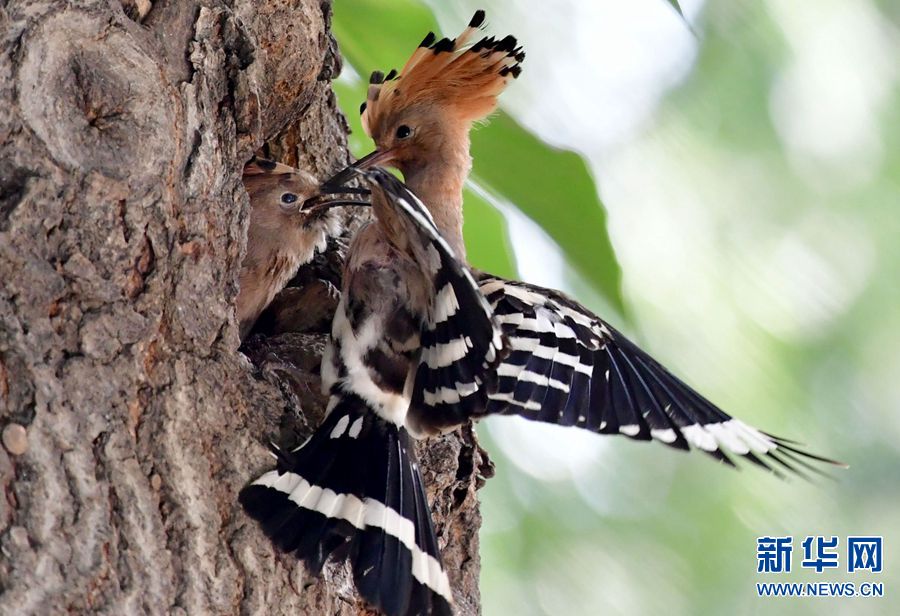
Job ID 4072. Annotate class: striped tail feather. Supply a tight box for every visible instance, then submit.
[239,393,453,616]
[478,274,844,478]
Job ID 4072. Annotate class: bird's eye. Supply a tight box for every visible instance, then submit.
[395,125,412,139]
[280,193,298,204]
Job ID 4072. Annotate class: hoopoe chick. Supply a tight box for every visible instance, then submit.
[237,157,342,339]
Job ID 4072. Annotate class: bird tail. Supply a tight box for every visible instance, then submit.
[239,393,453,616]
[362,11,524,132]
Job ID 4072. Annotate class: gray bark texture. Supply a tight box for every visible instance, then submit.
[0,2,490,614]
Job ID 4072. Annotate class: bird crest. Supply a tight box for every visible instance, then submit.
[360,10,524,136]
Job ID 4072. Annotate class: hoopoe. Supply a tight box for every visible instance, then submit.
[240,11,842,616]
[241,168,500,616]
[237,157,348,339]
[324,10,839,475]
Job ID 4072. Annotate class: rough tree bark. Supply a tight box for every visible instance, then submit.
[0,2,490,614]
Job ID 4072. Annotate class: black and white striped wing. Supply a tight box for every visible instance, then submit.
[362,169,505,432]
[478,275,841,477]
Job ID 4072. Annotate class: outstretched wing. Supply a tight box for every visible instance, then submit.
[478,274,843,478]
[360,169,506,434]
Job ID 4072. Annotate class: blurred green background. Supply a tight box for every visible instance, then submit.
[332,0,900,613]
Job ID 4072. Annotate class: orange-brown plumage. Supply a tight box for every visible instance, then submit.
[237,157,341,339]
[351,10,524,258]
[361,12,523,135]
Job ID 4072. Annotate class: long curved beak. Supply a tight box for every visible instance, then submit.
[320,149,397,194]
[302,149,396,211]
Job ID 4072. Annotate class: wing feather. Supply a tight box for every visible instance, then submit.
[478,273,843,476]
[360,169,506,434]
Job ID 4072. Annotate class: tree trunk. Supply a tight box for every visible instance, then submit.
[0,2,488,614]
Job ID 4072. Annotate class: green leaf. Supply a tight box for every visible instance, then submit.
[332,0,625,314]
[330,78,369,158]
[332,0,435,74]
[469,113,623,313]
[461,186,518,278]
[667,0,685,17]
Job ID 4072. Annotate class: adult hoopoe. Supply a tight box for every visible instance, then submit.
[237,157,347,339]
[323,10,840,475]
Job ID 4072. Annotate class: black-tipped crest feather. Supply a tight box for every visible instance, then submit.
[360,12,525,137]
